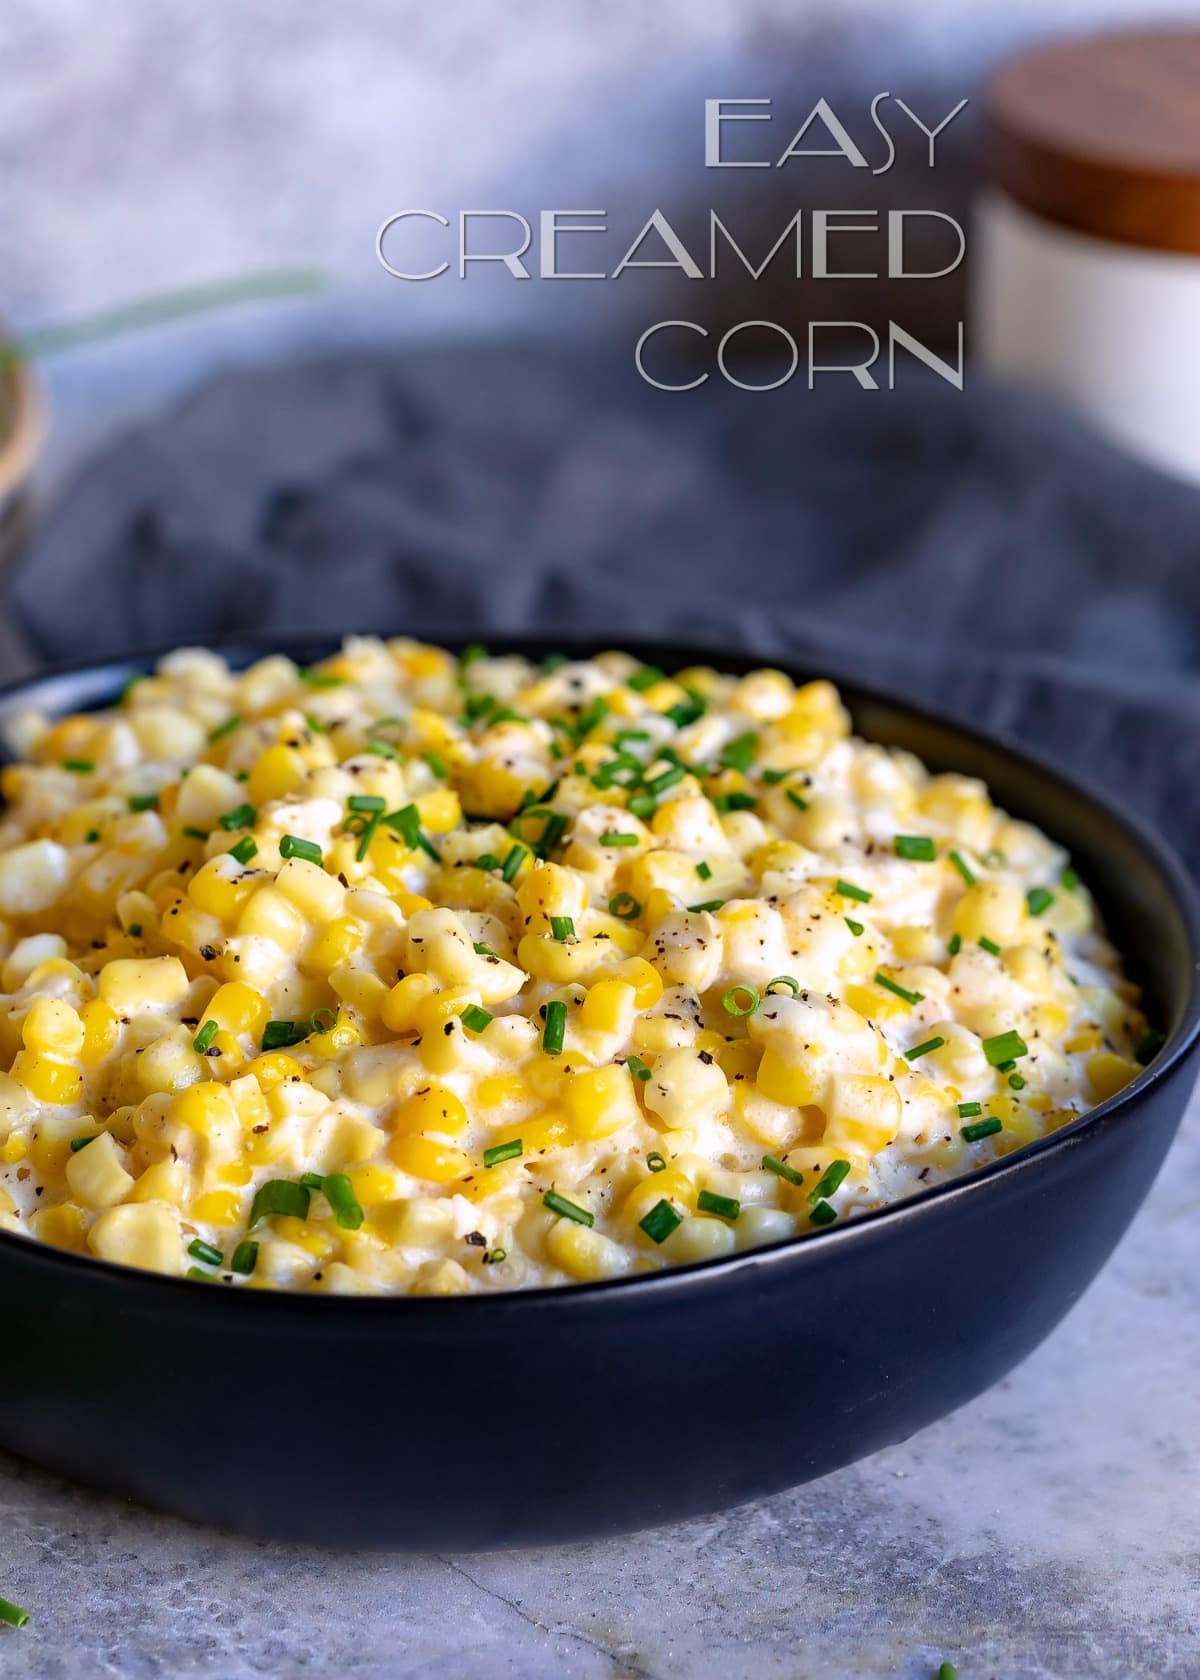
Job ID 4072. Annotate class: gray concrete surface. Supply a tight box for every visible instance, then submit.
[2,1084,1196,1679]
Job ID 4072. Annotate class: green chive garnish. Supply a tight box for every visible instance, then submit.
[599,832,638,847]
[549,916,575,941]
[1008,1072,1026,1090]
[764,975,800,997]
[894,834,936,861]
[187,1238,224,1266]
[323,1172,364,1230]
[695,860,712,880]
[542,999,567,1055]
[807,1159,851,1204]
[719,732,758,772]
[688,899,725,914]
[722,984,760,1017]
[248,1179,310,1226]
[646,1150,667,1172]
[979,936,1002,956]
[836,879,872,903]
[625,1055,652,1082]
[299,1172,324,1190]
[874,971,924,1006]
[905,1036,945,1061]
[948,851,976,887]
[279,834,323,866]
[957,1101,982,1118]
[186,1266,215,1282]
[645,765,685,797]
[712,791,757,813]
[182,825,210,841]
[664,695,705,728]
[474,852,500,873]
[384,804,440,860]
[960,1116,1003,1142]
[231,1240,259,1275]
[69,1135,97,1152]
[193,1020,218,1055]
[348,794,386,814]
[127,792,159,813]
[809,1201,837,1226]
[628,792,657,821]
[982,1029,1028,1067]
[208,715,240,743]
[366,741,402,761]
[845,917,864,937]
[543,1190,593,1227]
[424,751,448,780]
[501,843,527,883]
[1026,886,1054,916]
[762,1154,803,1185]
[228,835,257,865]
[483,1139,523,1168]
[297,666,343,688]
[460,1005,493,1035]
[85,830,100,843]
[608,892,641,921]
[1060,865,1080,892]
[696,1189,740,1221]
[1135,1027,1165,1065]
[0,1596,31,1629]
[354,811,380,861]
[261,1020,300,1051]
[62,757,94,773]
[627,665,664,692]
[937,1665,959,1680]
[126,923,143,939]
[638,1198,682,1243]
[947,932,962,955]
[217,802,256,831]
[785,788,809,812]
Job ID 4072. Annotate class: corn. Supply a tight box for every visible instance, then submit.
[98,956,190,1015]
[274,857,345,922]
[564,1064,640,1141]
[201,981,269,1041]
[755,1046,820,1108]
[11,1050,83,1106]
[823,1073,903,1162]
[136,1027,205,1095]
[190,1188,243,1226]
[65,1132,134,1210]
[79,999,121,1066]
[612,957,664,1009]
[89,1201,183,1274]
[305,916,363,976]
[381,972,440,1033]
[247,1051,304,1089]
[392,1085,469,1139]
[0,839,69,916]
[953,881,1025,947]
[28,1202,89,1254]
[246,743,308,804]
[390,1134,472,1183]
[129,1160,190,1207]
[23,996,85,1059]
[329,966,389,1022]
[545,1219,631,1282]
[1086,1052,1139,1102]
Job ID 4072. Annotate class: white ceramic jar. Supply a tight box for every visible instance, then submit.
[973,27,1200,486]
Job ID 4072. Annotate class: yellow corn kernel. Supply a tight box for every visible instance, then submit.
[305,916,363,976]
[755,1045,821,1108]
[579,979,636,1037]
[129,1160,190,1207]
[23,996,85,1059]
[187,855,257,920]
[475,1072,528,1112]
[622,1168,693,1225]
[842,980,912,1024]
[28,1202,89,1255]
[390,1133,472,1183]
[891,925,940,963]
[65,1132,134,1211]
[381,972,440,1033]
[89,1201,183,1274]
[201,981,269,1041]
[392,1084,469,1140]
[1,1133,28,1164]
[518,933,611,985]
[545,1219,631,1282]
[246,743,308,804]
[246,1052,304,1089]
[215,1161,254,1187]
[136,1027,204,1095]
[1086,1052,1139,1102]
[171,1081,239,1139]
[1031,1002,1070,1042]
[274,856,345,921]
[190,1189,242,1226]
[98,956,190,1014]
[416,786,462,833]
[564,1063,640,1141]
[273,1218,336,1260]
[329,966,389,1022]
[1064,1024,1104,1054]
[952,880,1025,946]
[344,1164,401,1209]
[80,998,121,1066]
[11,1049,82,1106]
[492,1111,568,1153]
[823,1073,902,1162]
[237,886,306,953]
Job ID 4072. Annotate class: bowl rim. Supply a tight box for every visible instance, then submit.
[0,628,1196,1315]
[0,346,44,504]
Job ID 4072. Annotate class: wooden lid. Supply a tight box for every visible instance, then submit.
[985,27,1200,254]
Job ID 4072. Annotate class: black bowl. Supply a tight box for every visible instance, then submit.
[0,635,1196,1549]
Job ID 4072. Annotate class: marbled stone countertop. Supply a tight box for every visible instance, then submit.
[2,1087,1196,1680]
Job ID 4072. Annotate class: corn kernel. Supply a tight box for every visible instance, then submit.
[89,1201,183,1274]
[390,1133,472,1183]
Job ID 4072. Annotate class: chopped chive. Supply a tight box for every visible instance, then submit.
[542,999,567,1055]
[785,788,809,812]
[982,1029,1028,1067]
[646,1150,667,1172]
[0,1597,30,1629]
[348,794,386,814]
[279,833,323,866]
[957,1101,982,1118]
[473,942,497,958]
[543,1189,593,1227]
[182,824,210,841]
[1060,865,1080,892]
[664,695,705,728]
[608,892,641,921]
[187,1238,224,1266]
[722,984,760,1017]
[228,835,258,866]
[996,1059,1017,1074]
[947,932,962,955]
[248,1179,311,1226]
[719,732,758,772]
[807,1159,852,1204]
[127,792,159,812]
[483,1139,523,1169]
[126,923,143,939]
[459,641,487,670]
[697,1189,740,1221]
[762,1154,803,1186]
[193,1020,218,1054]
[69,1135,97,1152]
[760,768,790,785]
[960,1116,1003,1142]
[323,1172,364,1231]
[208,715,239,743]
[713,791,757,813]
[835,879,873,903]
[905,1035,945,1061]
[937,1665,958,1680]
[645,764,685,797]
[384,804,440,861]
[638,1198,683,1243]
[549,915,575,941]
[948,850,976,886]
[366,740,402,761]
[695,860,712,881]
[688,899,726,914]
[625,1055,652,1082]
[628,792,657,821]
[305,715,326,735]
[600,832,638,847]
[894,834,936,862]
[762,976,799,999]
[423,751,448,780]
[186,1267,215,1282]
[460,1005,493,1035]
[231,1240,259,1275]
[1135,1027,1165,1065]
[627,665,664,693]
[474,852,500,873]
[979,936,1002,956]
[297,666,343,687]
[874,971,925,1006]
[300,1172,325,1190]
[1007,1072,1026,1090]
[501,843,528,883]
[261,1020,301,1052]
[86,829,100,843]
[1026,886,1054,917]
[355,811,380,861]
[809,1200,838,1227]
[62,757,94,773]
[845,916,865,937]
